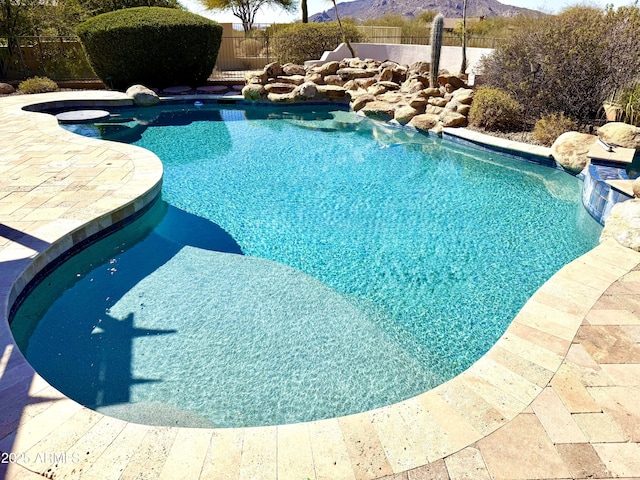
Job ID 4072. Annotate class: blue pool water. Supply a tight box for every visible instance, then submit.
[11,104,602,428]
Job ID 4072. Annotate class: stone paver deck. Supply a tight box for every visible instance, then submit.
[1,91,640,480]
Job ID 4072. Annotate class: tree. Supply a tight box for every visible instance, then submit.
[201,0,296,33]
[460,0,467,74]
[328,0,355,57]
[301,0,307,22]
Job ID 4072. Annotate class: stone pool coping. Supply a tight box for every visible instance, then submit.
[1,91,639,480]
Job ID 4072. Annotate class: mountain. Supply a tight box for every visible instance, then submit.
[309,0,540,22]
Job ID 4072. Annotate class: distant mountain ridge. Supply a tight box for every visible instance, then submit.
[309,0,540,22]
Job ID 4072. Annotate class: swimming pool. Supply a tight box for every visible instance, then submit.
[11,103,602,428]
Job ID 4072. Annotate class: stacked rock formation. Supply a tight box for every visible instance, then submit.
[243,58,474,132]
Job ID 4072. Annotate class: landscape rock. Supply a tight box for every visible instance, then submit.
[379,67,394,82]
[276,75,305,86]
[451,88,474,104]
[377,81,401,91]
[408,113,439,131]
[438,74,466,89]
[245,70,267,85]
[282,63,306,76]
[367,84,387,96]
[316,61,340,76]
[600,199,640,251]
[425,105,444,115]
[325,75,346,86]
[439,110,468,127]
[394,105,418,125]
[242,83,266,101]
[305,72,323,84]
[337,68,377,80]
[126,84,159,106]
[408,61,430,78]
[598,122,640,149]
[316,85,347,99]
[268,91,297,102]
[294,82,317,100]
[351,94,376,111]
[428,97,449,107]
[361,101,396,121]
[0,82,15,94]
[265,62,283,79]
[264,82,296,94]
[423,87,442,98]
[551,131,597,174]
[354,77,377,89]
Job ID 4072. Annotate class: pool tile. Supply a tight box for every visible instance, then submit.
[486,344,554,387]
[277,423,316,480]
[530,387,588,443]
[443,446,490,480]
[592,443,640,477]
[575,325,640,364]
[588,386,640,441]
[551,364,601,413]
[514,300,584,341]
[478,414,571,479]
[78,422,150,480]
[506,321,570,357]
[158,428,212,480]
[338,412,393,479]
[572,413,627,443]
[555,443,611,479]
[458,372,526,421]
[586,309,640,325]
[307,418,356,480]
[238,426,277,480]
[200,428,244,480]
[120,427,177,480]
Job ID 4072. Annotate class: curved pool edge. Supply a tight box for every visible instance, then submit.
[1,91,639,480]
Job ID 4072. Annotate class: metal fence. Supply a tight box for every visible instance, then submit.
[1,30,501,83]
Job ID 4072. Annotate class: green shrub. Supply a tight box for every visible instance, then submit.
[615,82,640,126]
[76,7,222,90]
[479,6,640,122]
[268,22,364,65]
[18,76,58,94]
[468,87,524,132]
[533,112,579,146]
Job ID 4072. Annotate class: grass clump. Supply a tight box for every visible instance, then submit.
[533,113,579,146]
[469,87,523,132]
[18,76,58,94]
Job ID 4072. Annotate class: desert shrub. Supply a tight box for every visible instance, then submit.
[18,76,58,93]
[533,113,579,146]
[238,38,263,57]
[268,22,364,65]
[76,7,222,90]
[479,5,640,122]
[469,86,523,132]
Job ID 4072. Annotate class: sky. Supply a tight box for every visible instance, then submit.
[178,0,638,25]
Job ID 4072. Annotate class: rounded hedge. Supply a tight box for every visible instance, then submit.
[76,7,222,90]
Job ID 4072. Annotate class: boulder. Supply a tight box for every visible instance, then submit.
[0,82,15,94]
[409,92,430,110]
[276,75,305,86]
[361,101,396,121]
[451,88,474,105]
[600,199,640,251]
[438,73,466,90]
[264,82,296,94]
[598,122,640,149]
[282,63,306,76]
[379,67,394,82]
[428,97,448,107]
[342,80,359,91]
[268,91,297,103]
[401,79,425,94]
[325,75,346,86]
[457,104,472,116]
[377,91,406,104]
[423,87,442,98]
[337,68,377,80]
[354,77,377,89]
[242,83,266,101]
[408,113,439,131]
[294,82,317,100]
[245,70,267,85]
[316,85,347,99]
[264,62,283,79]
[316,61,340,76]
[351,94,376,111]
[126,84,159,106]
[377,81,400,90]
[439,110,468,127]
[367,84,387,96]
[408,61,430,78]
[394,105,418,125]
[305,72,323,84]
[425,105,444,115]
[550,132,597,174]
[380,61,408,83]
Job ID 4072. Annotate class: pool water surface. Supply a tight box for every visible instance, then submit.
[11,104,602,428]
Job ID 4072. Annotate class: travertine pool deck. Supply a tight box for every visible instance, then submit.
[1,91,640,480]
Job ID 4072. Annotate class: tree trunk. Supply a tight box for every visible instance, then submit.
[460,0,467,74]
[302,0,308,23]
[332,0,355,57]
